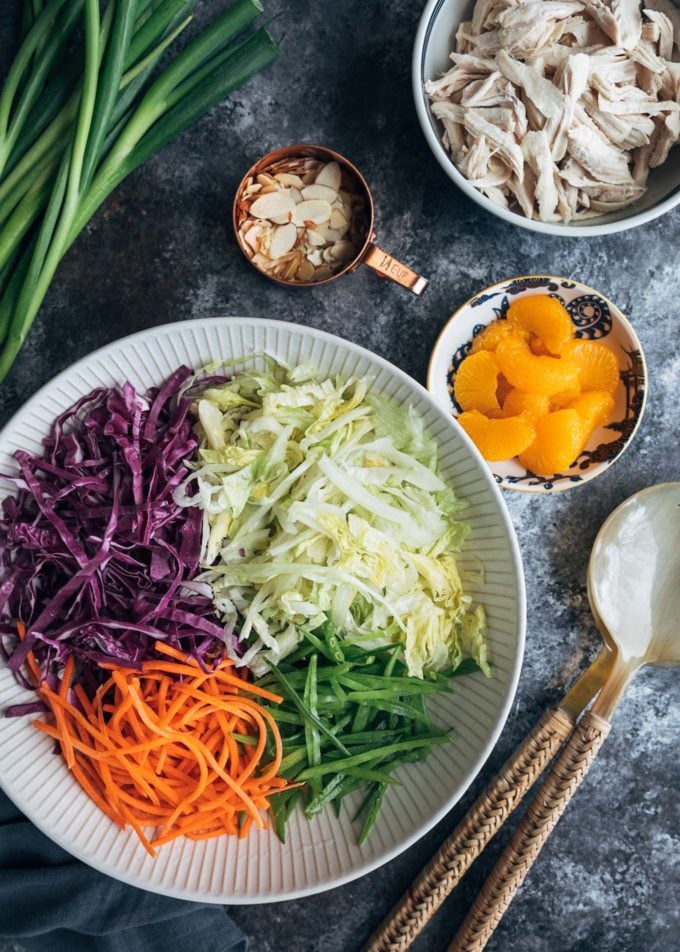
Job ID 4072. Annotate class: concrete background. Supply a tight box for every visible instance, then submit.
[1,1,679,950]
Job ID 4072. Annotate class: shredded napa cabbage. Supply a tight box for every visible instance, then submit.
[175,358,489,679]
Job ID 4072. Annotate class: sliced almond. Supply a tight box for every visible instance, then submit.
[315,161,342,191]
[258,227,273,255]
[238,155,364,282]
[314,222,345,243]
[250,191,296,221]
[305,229,326,247]
[284,252,302,279]
[292,199,332,226]
[243,224,263,251]
[329,207,349,230]
[271,251,296,274]
[301,183,338,202]
[275,172,304,188]
[269,222,298,259]
[257,173,278,188]
[252,252,275,271]
[296,258,316,281]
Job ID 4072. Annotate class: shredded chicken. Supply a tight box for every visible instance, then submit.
[644,10,675,57]
[568,122,638,181]
[523,130,561,218]
[425,0,680,222]
[645,0,680,48]
[611,0,643,48]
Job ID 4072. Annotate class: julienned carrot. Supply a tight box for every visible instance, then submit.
[30,639,294,856]
[15,621,41,685]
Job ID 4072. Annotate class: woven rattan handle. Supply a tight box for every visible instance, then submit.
[363,706,575,952]
[449,710,612,952]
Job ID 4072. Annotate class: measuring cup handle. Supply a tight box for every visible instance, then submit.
[360,242,429,296]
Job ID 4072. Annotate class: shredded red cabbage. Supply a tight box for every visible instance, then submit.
[0,366,231,702]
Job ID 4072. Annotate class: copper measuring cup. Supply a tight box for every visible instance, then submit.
[232,145,428,295]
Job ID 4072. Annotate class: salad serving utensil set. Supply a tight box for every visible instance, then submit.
[365,482,680,952]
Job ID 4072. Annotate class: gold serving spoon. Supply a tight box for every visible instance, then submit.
[364,608,615,951]
[449,482,680,951]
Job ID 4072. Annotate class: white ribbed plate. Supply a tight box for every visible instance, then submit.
[0,318,525,903]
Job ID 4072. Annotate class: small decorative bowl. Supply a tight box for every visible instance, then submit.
[427,276,648,493]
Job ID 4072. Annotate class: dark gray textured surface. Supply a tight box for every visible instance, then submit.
[0,2,679,950]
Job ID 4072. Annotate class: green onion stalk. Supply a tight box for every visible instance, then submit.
[0,0,278,382]
[261,617,471,845]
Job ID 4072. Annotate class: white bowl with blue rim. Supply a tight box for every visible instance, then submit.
[427,276,648,493]
[412,0,680,236]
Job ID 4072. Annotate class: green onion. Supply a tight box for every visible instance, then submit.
[304,774,345,817]
[256,612,484,843]
[301,626,339,664]
[296,734,451,781]
[0,0,83,176]
[230,732,258,746]
[268,665,351,757]
[351,701,371,734]
[353,782,381,823]
[303,653,321,796]
[348,697,431,722]
[266,708,304,726]
[358,783,387,846]
[0,0,278,380]
[321,616,345,664]
[258,618,479,843]
[341,729,406,747]
[341,766,399,784]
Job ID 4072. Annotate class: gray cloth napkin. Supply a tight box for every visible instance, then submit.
[0,790,248,952]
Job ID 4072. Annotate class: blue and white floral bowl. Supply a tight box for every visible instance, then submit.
[427,276,647,493]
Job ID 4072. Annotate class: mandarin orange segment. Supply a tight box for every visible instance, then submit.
[551,387,581,409]
[502,389,551,425]
[495,334,579,396]
[470,320,521,354]
[496,373,513,406]
[457,315,621,471]
[506,295,573,355]
[519,410,585,476]
[567,391,615,442]
[561,340,619,393]
[453,351,500,414]
[458,410,535,461]
[529,335,551,356]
